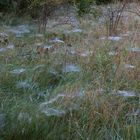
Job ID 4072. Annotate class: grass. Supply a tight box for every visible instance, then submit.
[0,3,140,140]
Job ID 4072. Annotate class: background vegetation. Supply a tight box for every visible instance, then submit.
[0,0,119,15]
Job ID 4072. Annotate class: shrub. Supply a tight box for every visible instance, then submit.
[0,0,11,12]
[95,0,113,5]
[0,0,29,14]
[74,0,95,16]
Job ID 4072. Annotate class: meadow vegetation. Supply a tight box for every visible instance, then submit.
[0,0,140,140]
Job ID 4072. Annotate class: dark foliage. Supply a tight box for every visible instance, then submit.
[0,0,138,16]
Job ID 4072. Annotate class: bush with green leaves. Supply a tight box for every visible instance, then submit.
[0,0,29,14]
[95,0,112,5]
[74,0,95,16]
[0,0,11,11]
